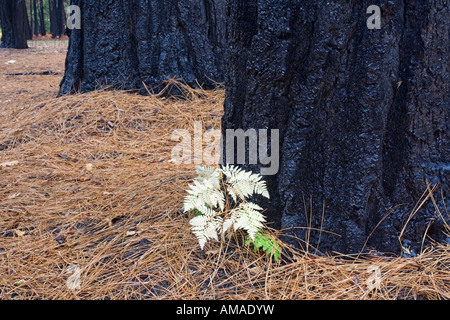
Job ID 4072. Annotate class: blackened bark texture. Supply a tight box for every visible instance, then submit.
[59,0,226,95]
[223,0,449,254]
[0,0,29,49]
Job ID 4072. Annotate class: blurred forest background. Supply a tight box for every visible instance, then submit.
[0,0,70,43]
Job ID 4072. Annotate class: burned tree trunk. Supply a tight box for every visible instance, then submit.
[0,0,29,49]
[59,0,226,95]
[223,1,449,254]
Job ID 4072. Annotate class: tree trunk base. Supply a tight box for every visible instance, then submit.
[222,0,449,254]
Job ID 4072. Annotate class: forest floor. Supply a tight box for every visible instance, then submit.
[0,41,449,300]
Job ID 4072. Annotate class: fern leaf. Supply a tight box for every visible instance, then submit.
[183,179,225,213]
[221,165,270,200]
[195,166,221,189]
[222,207,240,234]
[236,202,266,240]
[190,215,222,249]
[223,202,265,241]
[245,232,282,262]
[185,165,271,251]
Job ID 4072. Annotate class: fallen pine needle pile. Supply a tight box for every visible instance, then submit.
[0,50,449,300]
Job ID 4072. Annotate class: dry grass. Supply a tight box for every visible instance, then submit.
[1,43,449,300]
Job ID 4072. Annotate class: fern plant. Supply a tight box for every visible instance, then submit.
[245,232,282,262]
[183,165,281,261]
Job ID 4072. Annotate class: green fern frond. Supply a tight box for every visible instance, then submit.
[245,232,282,262]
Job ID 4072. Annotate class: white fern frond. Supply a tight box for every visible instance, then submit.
[195,165,221,189]
[183,194,200,212]
[183,179,225,212]
[221,165,270,200]
[254,180,270,199]
[184,165,270,250]
[195,165,217,177]
[190,215,222,249]
[222,207,240,234]
[225,185,239,203]
[236,202,266,240]
[223,202,265,240]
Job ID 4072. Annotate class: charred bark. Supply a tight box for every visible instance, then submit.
[59,0,226,95]
[222,0,449,254]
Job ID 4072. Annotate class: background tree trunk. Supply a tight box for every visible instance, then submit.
[59,0,226,95]
[0,0,29,49]
[222,0,449,254]
[24,2,32,40]
[49,0,55,36]
[49,0,64,38]
[38,0,46,36]
[32,0,38,36]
